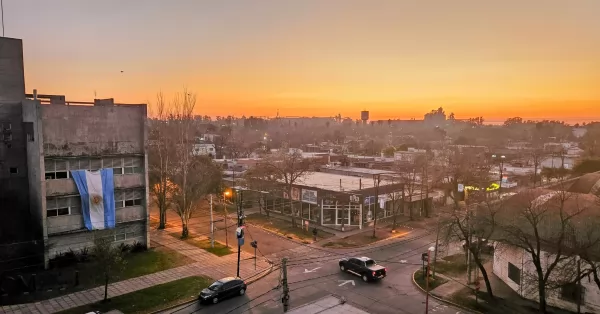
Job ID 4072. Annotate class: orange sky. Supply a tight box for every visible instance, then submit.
[6,0,600,122]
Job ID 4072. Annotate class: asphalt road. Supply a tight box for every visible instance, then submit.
[162,228,470,314]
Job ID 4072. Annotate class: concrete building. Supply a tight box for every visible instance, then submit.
[0,37,149,270]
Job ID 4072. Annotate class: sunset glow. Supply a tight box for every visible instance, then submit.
[6,0,600,122]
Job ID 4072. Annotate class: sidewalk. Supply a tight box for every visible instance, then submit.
[429,262,574,314]
[2,229,271,314]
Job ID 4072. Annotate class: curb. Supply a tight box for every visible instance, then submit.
[320,230,413,249]
[411,269,483,314]
[150,258,275,314]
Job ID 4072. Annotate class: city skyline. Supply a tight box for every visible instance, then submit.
[3,0,600,122]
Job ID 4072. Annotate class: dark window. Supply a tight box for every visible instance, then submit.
[113,167,123,175]
[508,263,521,285]
[9,167,18,174]
[125,200,135,207]
[365,260,376,267]
[134,199,142,206]
[46,173,56,180]
[115,234,126,241]
[24,122,34,142]
[56,171,68,179]
[561,283,585,303]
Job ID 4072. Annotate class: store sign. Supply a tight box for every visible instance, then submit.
[301,189,318,204]
[349,194,360,203]
[291,187,301,201]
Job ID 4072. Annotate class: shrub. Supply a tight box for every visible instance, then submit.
[131,241,147,253]
[78,247,91,263]
[118,243,132,253]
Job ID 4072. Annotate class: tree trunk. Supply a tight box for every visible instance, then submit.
[103,273,109,302]
[158,204,167,230]
[538,279,548,313]
[472,251,495,299]
[181,221,189,239]
[289,186,296,227]
[392,200,398,231]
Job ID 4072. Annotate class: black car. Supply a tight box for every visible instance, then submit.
[199,277,247,304]
[339,256,387,282]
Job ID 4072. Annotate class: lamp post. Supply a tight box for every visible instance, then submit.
[425,246,435,314]
[492,154,506,194]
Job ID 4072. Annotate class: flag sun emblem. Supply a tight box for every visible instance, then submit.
[92,195,102,204]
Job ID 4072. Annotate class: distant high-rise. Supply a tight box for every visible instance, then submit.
[361,110,369,124]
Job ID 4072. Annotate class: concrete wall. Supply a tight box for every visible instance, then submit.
[0,38,26,102]
[41,104,146,157]
[47,205,146,235]
[493,243,600,313]
[0,102,31,243]
[47,222,146,258]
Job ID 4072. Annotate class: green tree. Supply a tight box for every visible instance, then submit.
[92,233,126,302]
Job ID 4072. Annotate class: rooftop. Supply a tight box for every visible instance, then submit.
[321,165,396,175]
[293,172,394,192]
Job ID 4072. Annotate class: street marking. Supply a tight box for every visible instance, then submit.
[400,260,407,263]
[338,280,355,287]
[303,267,321,273]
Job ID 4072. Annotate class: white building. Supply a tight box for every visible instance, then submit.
[192,143,216,157]
[493,189,600,313]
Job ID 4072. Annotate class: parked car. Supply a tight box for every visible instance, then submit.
[199,277,247,304]
[339,256,387,282]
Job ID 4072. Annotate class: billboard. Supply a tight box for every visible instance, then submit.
[301,189,318,204]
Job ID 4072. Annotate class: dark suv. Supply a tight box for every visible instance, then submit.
[199,277,247,304]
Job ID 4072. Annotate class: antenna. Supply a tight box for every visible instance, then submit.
[1,0,4,37]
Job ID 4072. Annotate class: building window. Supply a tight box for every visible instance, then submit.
[45,159,69,179]
[47,197,81,217]
[45,156,143,179]
[115,190,144,208]
[9,167,18,174]
[508,262,521,285]
[561,283,585,304]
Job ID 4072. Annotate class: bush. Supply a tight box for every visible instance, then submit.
[118,243,132,253]
[131,241,147,253]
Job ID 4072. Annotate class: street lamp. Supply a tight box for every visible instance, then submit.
[425,246,435,313]
[491,155,506,193]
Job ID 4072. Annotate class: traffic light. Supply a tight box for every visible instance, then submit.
[250,240,257,248]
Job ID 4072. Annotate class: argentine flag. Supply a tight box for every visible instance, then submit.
[71,169,116,230]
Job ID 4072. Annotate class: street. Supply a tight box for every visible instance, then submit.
[163,228,469,314]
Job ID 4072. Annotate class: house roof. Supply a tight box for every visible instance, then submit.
[567,173,600,195]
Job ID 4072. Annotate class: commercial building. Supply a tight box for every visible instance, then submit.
[0,37,149,270]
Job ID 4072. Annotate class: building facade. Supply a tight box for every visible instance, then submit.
[32,99,150,264]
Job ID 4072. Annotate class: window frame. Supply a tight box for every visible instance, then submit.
[46,196,81,217]
[507,262,521,285]
[44,156,144,180]
[115,189,144,209]
[560,282,585,304]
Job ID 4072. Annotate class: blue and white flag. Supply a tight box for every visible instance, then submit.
[70,169,116,230]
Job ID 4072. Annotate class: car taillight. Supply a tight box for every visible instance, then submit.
[372,271,376,276]
[384,268,387,272]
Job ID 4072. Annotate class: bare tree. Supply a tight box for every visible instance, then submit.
[243,164,282,217]
[441,198,500,299]
[495,187,586,313]
[92,233,126,302]
[254,150,314,227]
[170,90,223,238]
[529,147,547,188]
[393,154,425,220]
[386,175,403,231]
[148,92,173,229]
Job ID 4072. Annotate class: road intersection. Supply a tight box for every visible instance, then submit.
[164,224,470,314]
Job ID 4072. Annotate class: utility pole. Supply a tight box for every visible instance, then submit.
[577,256,582,314]
[282,257,289,312]
[210,194,214,248]
[372,174,380,238]
[425,247,434,313]
[466,203,472,284]
[236,188,245,278]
